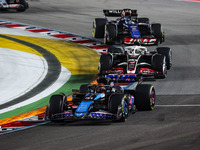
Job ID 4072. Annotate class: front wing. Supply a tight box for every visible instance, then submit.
[48,110,117,121]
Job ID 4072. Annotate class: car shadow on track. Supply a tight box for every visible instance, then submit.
[44,120,116,127]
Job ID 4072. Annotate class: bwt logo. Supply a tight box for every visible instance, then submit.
[91,113,114,118]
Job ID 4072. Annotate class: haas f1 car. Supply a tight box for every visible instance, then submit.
[99,46,172,79]
[45,78,156,122]
[0,0,29,12]
[93,9,165,45]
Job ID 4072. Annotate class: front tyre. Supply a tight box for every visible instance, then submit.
[104,24,117,45]
[109,94,129,122]
[47,95,65,122]
[152,54,167,79]
[156,47,172,70]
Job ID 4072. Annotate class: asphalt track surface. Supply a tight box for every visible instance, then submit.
[0,0,200,150]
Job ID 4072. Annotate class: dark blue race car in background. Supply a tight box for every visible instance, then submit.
[93,9,165,45]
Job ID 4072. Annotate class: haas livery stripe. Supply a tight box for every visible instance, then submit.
[124,38,157,45]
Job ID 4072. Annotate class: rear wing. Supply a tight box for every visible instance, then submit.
[103,9,138,17]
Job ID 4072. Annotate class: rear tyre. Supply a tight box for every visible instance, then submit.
[99,54,113,74]
[48,95,65,122]
[138,18,150,24]
[104,24,117,45]
[151,23,164,43]
[93,18,106,38]
[156,47,172,70]
[152,54,167,79]
[109,94,128,122]
[135,84,156,111]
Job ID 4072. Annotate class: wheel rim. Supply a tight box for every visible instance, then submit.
[162,59,167,77]
[124,101,128,116]
[93,21,96,38]
[150,87,155,110]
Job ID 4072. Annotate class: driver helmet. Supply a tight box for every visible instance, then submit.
[97,83,106,93]
[126,46,147,56]
[121,9,132,19]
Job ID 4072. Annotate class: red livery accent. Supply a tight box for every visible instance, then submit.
[139,68,160,75]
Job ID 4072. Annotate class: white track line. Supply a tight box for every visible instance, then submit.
[0,48,47,105]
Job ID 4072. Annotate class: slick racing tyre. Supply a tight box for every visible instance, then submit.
[93,18,106,38]
[151,23,164,43]
[156,47,172,70]
[99,54,113,74]
[104,23,117,45]
[138,18,150,24]
[48,95,65,122]
[135,84,156,111]
[109,94,128,122]
[152,54,167,79]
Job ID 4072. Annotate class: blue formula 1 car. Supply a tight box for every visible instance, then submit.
[45,77,156,122]
[93,9,165,45]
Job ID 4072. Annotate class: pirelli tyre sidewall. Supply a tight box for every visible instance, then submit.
[135,84,156,111]
[93,18,106,38]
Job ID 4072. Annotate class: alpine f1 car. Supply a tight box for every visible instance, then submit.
[0,0,29,12]
[45,77,156,122]
[99,46,172,79]
[93,9,165,45]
